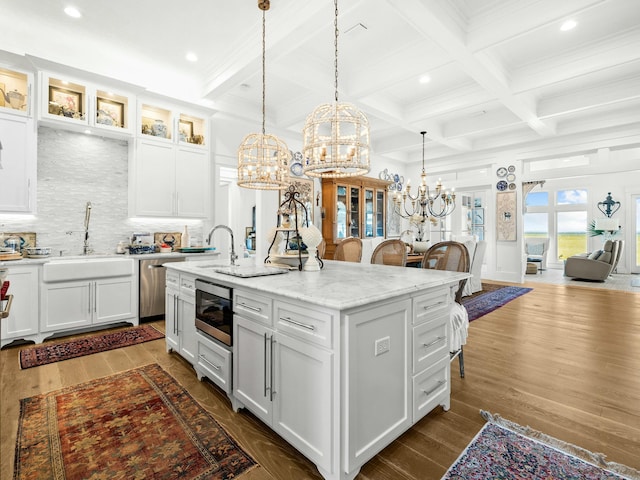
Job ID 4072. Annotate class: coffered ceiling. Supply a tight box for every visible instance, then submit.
[4,0,640,169]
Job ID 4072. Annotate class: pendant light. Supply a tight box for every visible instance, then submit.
[237,0,291,190]
[302,0,370,178]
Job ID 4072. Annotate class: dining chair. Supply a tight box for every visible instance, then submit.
[333,237,363,262]
[370,239,408,266]
[422,241,470,377]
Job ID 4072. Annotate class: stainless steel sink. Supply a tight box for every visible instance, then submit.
[208,265,290,278]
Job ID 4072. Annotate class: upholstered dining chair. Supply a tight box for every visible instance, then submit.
[333,237,363,262]
[422,241,470,378]
[370,239,407,266]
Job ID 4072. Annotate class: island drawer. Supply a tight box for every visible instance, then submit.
[166,271,179,289]
[412,356,449,422]
[180,274,196,297]
[274,300,333,349]
[413,288,450,325]
[234,289,272,326]
[196,332,232,394]
[412,312,448,374]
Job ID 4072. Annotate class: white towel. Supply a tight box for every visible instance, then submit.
[449,303,469,352]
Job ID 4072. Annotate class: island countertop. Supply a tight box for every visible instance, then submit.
[166,259,468,311]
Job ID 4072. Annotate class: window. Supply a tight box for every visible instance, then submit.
[557,189,587,205]
[557,211,587,260]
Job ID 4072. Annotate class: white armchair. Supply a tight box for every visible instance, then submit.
[525,237,550,271]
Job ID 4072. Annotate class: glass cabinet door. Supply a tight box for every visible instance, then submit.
[349,186,360,238]
[364,189,374,237]
[376,190,385,237]
[336,185,347,239]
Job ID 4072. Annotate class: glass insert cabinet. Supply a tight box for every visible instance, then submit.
[322,176,391,259]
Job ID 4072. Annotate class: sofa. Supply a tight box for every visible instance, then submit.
[564,239,622,281]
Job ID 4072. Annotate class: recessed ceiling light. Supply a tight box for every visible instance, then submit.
[64,6,82,18]
[560,20,577,31]
[419,75,431,84]
[186,52,198,62]
[84,130,91,134]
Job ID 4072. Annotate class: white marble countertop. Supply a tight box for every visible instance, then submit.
[167,259,468,310]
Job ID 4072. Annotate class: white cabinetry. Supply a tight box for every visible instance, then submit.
[133,138,209,217]
[0,114,36,213]
[37,70,136,138]
[165,271,197,363]
[0,63,36,213]
[0,265,40,348]
[40,276,137,333]
[234,291,335,474]
[130,99,210,218]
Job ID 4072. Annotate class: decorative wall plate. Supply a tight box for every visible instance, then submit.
[496,167,508,177]
[508,183,516,190]
[290,162,304,176]
[496,180,508,191]
[293,151,303,162]
[508,165,516,173]
[506,173,516,182]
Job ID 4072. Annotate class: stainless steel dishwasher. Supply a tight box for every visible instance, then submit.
[139,257,186,321]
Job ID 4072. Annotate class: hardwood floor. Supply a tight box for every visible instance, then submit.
[2,282,639,479]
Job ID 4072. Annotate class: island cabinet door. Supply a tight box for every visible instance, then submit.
[272,332,334,474]
[233,314,273,425]
[343,298,412,473]
[165,287,179,352]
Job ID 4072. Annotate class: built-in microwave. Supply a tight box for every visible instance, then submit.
[195,279,233,347]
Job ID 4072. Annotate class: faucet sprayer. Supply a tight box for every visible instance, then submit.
[83,202,92,255]
[207,225,237,265]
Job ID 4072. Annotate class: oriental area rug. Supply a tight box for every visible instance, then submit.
[19,324,164,369]
[13,363,258,480]
[462,283,532,322]
[442,411,640,480]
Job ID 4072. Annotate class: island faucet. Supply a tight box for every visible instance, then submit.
[207,225,237,265]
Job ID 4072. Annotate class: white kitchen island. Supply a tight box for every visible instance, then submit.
[166,259,467,480]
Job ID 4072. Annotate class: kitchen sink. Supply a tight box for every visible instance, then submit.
[43,257,135,282]
[199,264,290,278]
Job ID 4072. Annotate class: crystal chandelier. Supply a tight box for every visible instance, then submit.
[302,0,370,178]
[237,0,291,190]
[392,131,456,225]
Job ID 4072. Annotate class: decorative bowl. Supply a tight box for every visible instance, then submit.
[24,247,52,257]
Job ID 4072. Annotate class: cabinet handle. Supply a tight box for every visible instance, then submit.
[423,336,445,349]
[174,295,178,335]
[239,302,262,313]
[423,301,446,310]
[263,333,268,397]
[422,380,445,397]
[270,335,276,401]
[199,354,221,371]
[94,283,97,313]
[280,316,315,331]
[88,282,92,314]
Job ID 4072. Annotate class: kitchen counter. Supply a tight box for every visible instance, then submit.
[167,258,467,311]
[0,251,220,267]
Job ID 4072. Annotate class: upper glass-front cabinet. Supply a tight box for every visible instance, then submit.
[0,66,32,116]
[39,72,134,136]
[139,101,207,147]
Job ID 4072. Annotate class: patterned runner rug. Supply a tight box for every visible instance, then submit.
[19,324,164,369]
[13,363,258,479]
[442,411,640,480]
[462,283,532,322]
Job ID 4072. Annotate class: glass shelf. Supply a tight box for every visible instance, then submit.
[47,77,86,121]
[178,113,205,145]
[96,90,129,129]
[0,67,29,113]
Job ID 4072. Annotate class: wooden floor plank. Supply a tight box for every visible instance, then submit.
[1,283,639,480]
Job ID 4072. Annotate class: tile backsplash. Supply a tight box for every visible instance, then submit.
[0,127,203,256]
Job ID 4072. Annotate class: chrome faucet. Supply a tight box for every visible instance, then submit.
[207,225,237,265]
[83,201,92,255]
